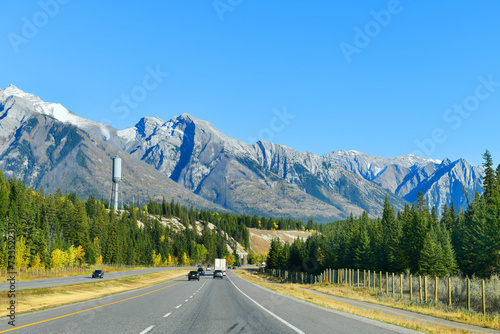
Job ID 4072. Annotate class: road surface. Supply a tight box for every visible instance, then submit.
[0,271,420,334]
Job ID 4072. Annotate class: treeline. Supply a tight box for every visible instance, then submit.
[266,151,500,279]
[146,198,306,233]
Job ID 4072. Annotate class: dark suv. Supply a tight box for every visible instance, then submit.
[92,270,104,278]
[188,271,199,281]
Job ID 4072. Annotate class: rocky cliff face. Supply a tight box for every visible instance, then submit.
[323,151,484,212]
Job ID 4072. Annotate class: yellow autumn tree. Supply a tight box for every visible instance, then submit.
[225,254,235,266]
[50,249,68,268]
[76,245,85,266]
[67,245,77,267]
[181,252,189,265]
[15,236,30,270]
[152,250,162,267]
[30,253,45,271]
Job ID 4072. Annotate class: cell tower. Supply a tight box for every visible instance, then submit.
[111,156,122,211]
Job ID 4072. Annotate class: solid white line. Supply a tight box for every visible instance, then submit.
[227,276,305,334]
[139,325,154,334]
[163,312,172,318]
[175,304,182,309]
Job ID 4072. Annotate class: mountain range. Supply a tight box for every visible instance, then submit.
[0,85,484,222]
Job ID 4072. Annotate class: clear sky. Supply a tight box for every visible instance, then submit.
[1,1,499,166]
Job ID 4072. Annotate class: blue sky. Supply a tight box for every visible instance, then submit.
[1,1,500,166]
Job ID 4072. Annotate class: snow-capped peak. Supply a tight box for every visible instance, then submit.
[0,85,114,141]
[2,84,41,101]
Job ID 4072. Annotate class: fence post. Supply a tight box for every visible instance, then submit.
[386,272,388,294]
[368,270,370,289]
[448,277,451,306]
[419,276,422,302]
[424,276,428,302]
[363,270,366,288]
[357,269,359,288]
[410,274,412,301]
[482,279,485,315]
[392,273,395,297]
[379,271,382,292]
[435,276,438,302]
[400,274,403,300]
[467,278,470,311]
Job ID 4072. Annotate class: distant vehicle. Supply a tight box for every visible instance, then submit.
[188,271,199,281]
[261,262,266,267]
[206,266,211,271]
[232,266,237,269]
[213,270,223,279]
[197,267,205,276]
[92,270,104,278]
[215,258,226,276]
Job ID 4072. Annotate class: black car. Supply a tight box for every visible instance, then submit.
[92,270,104,278]
[213,270,223,279]
[188,271,199,281]
[197,267,205,276]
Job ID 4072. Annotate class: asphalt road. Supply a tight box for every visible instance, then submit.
[0,270,421,334]
[0,267,192,291]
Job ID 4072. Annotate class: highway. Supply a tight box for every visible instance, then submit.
[0,271,420,334]
[0,267,192,291]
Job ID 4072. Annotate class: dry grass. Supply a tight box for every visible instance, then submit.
[309,284,500,331]
[234,270,495,334]
[0,269,187,317]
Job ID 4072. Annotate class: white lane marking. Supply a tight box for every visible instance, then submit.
[163,312,172,318]
[227,276,305,334]
[190,295,193,298]
[139,325,154,334]
[175,304,182,309]
[185,299,189,302]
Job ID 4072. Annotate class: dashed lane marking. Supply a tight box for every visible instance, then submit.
[139,325,154,334]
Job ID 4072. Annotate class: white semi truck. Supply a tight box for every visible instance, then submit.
[214,258,226,276]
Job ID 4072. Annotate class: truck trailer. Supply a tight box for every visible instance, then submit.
[214,258,226,276]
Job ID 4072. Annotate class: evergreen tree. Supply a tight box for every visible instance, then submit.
[354,227,372,270]
[419,226,444,275]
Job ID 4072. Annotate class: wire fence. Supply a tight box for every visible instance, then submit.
[261,267,500,315]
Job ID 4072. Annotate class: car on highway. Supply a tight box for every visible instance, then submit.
[197,267,205,276]
[92,270,104,278]
[188,271,200,281]
[213,270,223,279]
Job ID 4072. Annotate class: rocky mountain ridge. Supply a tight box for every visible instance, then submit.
[0,85,484,220]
